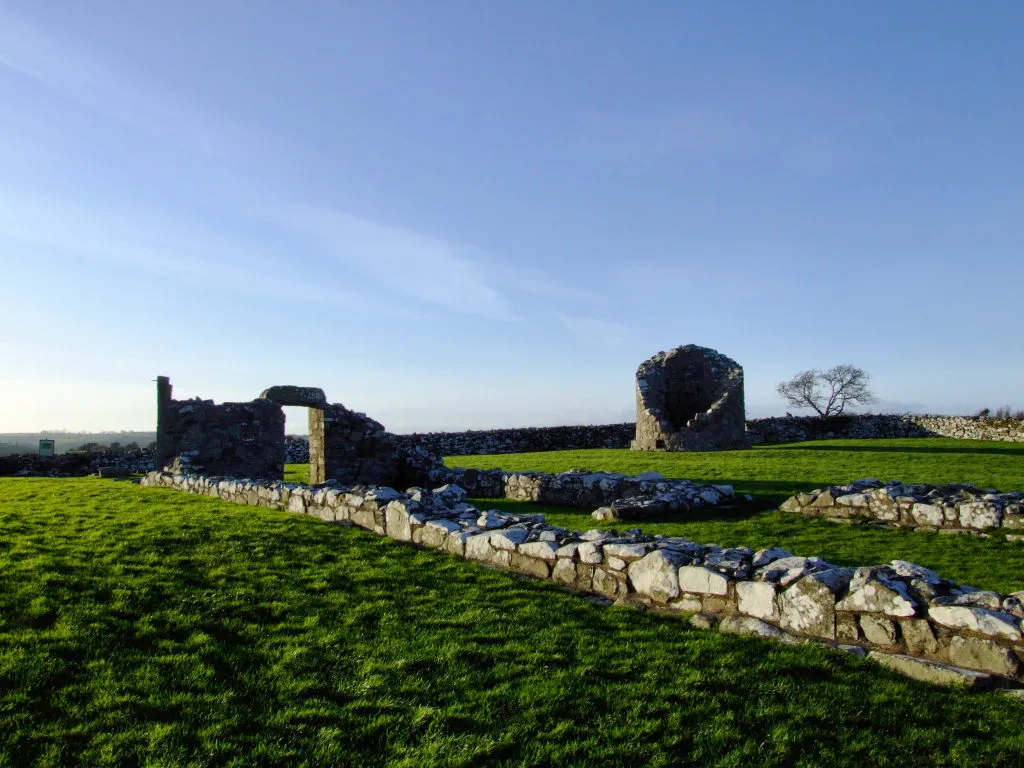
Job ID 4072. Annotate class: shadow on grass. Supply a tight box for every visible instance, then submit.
[770,444,1024,457]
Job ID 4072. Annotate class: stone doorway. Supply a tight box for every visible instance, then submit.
[258,386,329,482]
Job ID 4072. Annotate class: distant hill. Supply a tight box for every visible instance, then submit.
[0,432,157,455]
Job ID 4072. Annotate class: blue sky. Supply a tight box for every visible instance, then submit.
[1,1,1021,433]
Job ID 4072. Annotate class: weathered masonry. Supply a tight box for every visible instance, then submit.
[781,479,1024,541]
[154,377,442,487]
[632,345,749,452]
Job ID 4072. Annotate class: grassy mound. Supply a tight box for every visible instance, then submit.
[3,477,1024,765]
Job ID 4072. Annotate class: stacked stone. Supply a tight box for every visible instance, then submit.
[142,469,1024,688]
[632,345,749,452]
[445,467,735,518]
[781,479,1024,541]
[280,414,1024,462]
[0,447,156,478]
[397,423,635,457]
[160,397,285,479]
[746,414,1024,444]
[284,436,309,463]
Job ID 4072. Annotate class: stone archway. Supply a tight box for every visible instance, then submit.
[258,386,329,482]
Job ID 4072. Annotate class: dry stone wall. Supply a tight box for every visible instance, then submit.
[160,398,285,479]
[367,415,1024,459]
[0,447,155,477]
[398,423,635,457]
[781,479,1024,541]
[141,469,1024,688]
[747,414,1024,444]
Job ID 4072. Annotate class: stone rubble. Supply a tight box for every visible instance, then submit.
[781,478,1024,540]
[444,466,737,519]
[143,468,1024,689]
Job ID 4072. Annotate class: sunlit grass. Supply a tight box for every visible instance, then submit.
[2,476,1024,766]
[446,438,1024,594]
[447,438,1024,503]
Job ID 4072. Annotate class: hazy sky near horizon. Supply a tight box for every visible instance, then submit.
[1,1,1022,433]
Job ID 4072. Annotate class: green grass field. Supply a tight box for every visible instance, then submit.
[3,476,1024,766]
[291,438,1024,593]
[436,438,1024,594]
[445,438,1024,503]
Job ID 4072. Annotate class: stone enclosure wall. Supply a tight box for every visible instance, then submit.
[746,414,1024,444]
[374,414,1024,459]
[781,479,1024,541]
[398,423,636,458]
[142,469,1024,689]
[0,447,155,478]
[279,414,1024,463]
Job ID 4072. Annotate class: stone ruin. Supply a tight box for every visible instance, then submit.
[154,377,443,487]
[632,345,748,452]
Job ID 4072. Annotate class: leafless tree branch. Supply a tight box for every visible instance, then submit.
[776,365,875,417]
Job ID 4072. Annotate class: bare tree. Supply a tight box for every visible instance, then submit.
[776,365,876,417]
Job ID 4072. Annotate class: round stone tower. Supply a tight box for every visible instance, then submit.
[632,345,748,451]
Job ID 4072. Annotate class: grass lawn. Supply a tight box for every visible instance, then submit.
[437,438,1024,594]
[445,438,1024,504]
[2,477,1024,766]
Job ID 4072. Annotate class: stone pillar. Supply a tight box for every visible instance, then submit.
[155,376,172,470]
[309,407,326,484]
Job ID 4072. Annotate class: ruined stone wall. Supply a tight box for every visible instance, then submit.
[159,398,285,479]
[237,412,1024,469]
[446,467,735,519]
[142,469,1024,688]
[633,346,748,452]
[155,380,446,487]
[781,480,1024,540]
[310,404,402,487]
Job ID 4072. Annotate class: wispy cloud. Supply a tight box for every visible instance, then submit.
[0,9,592,326]
[0,7,270,159]
[555,311,631,345]
[282,206,522,322]
[0,189,398,312]
[482,261,602,304]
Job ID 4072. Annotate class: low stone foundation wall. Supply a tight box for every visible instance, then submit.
[447,467,736,520]
[142,470,1024,688]
[781,480,1024,541]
